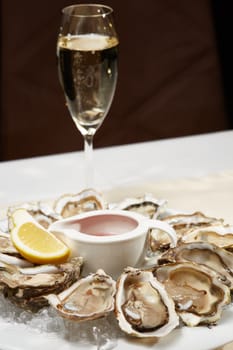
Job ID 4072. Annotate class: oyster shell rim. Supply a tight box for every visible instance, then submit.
[115,267,179,338]
[154,260,231,326]
[46,269,116,322]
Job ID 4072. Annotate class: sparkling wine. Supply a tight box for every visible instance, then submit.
[57,34,118,136]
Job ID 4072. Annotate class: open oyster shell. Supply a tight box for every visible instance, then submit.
[110,194,166,219]
[154,261,230,326]
[46,269,116,321]
[0,257,83,311]
[0,252,34,267]
[0,231,34,267]
[0,231,20,256]
[149,211,225,252]
[183,225,233,251]
[0,218,9,233]
[160,211,224,239]
[7,201,60,230]
[53,189,107,218]
[158,242,233,290]
[115,267,179,338]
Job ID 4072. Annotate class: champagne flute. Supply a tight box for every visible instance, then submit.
[57,4,119,188]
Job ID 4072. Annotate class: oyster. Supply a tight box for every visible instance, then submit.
[158,242,233,289]
[183,225,233,251]
[0,252,34,267]
[161,211,224,240]
[53,189,106,218]
[154,261,230,326]
[148,228,175,254]
[115,267,179,338]
[46,269,116,321]
[0,218,9,233]
[32,201,61,228]
[0,231,33,267]
[111,194,166,219]
[8,201,60,230]
[0,257,83,311]
[0,231,19,256]
[149,212,225,253]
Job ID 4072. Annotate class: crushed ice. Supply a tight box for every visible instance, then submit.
[0,294,123,349]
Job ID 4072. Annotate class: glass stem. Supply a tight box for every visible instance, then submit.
[84,134,94,188]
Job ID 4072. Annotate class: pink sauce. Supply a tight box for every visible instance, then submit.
[91,232,114,236]
[71,214,138,236]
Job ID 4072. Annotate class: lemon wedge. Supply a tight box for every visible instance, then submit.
[10,208,70,264]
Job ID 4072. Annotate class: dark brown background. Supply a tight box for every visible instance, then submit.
[0,0,231,161]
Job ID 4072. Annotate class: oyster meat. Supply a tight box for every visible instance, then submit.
[154,261,230,326]
[0,257,83,311]
[46,269,116,321]
[53,189,106,218]
[159,242,233,289]
[115,267,179,338]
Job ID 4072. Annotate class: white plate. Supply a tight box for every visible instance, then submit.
[1,131,233,349]
[0,276,233,350]
[0,182,233,350]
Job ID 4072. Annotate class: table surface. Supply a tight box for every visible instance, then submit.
[0,130,233,350]
[0,130,233,205]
